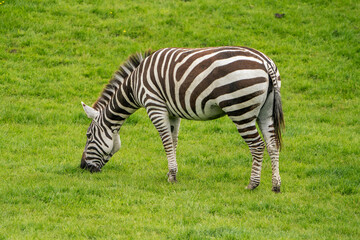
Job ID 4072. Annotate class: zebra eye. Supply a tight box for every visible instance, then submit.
[86,132,91,138]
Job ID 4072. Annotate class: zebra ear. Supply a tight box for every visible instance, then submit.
[81,102,99,119]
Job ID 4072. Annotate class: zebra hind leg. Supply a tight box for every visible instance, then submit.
[257,90,282,193]
[243,130,266,190]
[230,118,265,190]
[258,115,281,193]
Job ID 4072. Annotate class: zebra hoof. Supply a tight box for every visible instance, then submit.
[272,178,281,193]
[167,171,177,183]
[272,186,281,193]
[246,182,259,190]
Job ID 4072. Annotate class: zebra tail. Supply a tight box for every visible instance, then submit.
[266,62,285,150]
[273,88,285,150]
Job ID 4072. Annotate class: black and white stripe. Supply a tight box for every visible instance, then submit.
[81,46,284,192]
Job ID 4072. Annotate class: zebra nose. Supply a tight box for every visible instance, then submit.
[88,165,101,173]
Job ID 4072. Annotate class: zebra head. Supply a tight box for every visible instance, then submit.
[80,102,121,172]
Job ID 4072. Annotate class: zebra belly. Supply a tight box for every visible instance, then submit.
[166,103,224,120]
[165,99,225,120]
[202,102,227,120]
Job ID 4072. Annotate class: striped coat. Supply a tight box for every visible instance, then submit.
[81,47,284,192]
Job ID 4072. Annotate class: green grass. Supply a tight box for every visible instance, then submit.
[1,0,359,239]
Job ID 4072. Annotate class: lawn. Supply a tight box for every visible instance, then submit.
[0,0,359,239]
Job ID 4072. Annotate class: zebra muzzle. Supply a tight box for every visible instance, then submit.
[80,152,101,173]
[81,162,101,173]
[87,164,101,173]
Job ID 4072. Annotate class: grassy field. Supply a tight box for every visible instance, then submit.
[1,0,359,239]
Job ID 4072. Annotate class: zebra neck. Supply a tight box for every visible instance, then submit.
[101,81,139,131]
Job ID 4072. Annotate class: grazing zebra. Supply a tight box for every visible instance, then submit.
[81,47,284,192]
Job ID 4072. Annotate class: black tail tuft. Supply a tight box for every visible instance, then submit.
[273,89,285,150]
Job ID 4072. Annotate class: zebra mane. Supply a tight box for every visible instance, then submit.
[92,50,152,110]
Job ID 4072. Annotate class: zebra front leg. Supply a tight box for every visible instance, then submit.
[169,117,181,155]
[147,108,178,182]
[166,117,180,182]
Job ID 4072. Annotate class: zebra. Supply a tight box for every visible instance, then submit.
[80,46,284,192]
